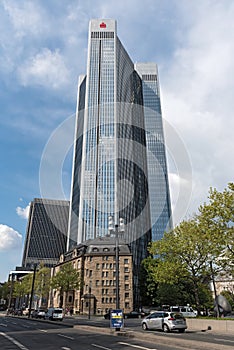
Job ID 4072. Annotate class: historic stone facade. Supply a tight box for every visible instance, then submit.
[50,236,133,315]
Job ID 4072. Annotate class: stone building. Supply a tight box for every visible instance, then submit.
[50,236,133,315]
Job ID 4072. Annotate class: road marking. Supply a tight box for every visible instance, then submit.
[0,323,7,327]
[61,348,71,350]
[0,332,30,350]
[38,329,48,332]
[118,342,157,350]
[57,333,74,340]
[214,338,234,343]
[91,344,112,350]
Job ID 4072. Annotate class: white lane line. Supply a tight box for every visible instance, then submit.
[118,342,157,350]
[214,338,234,343]
[91,344,112,350]
[61,347,71,350]
[0,332,30,350]
[0,323,7,327]
[57,333,74,340]
[38,329,48,332]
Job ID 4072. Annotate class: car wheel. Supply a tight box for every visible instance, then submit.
[163,323,170,333]
[142,322,148,331]
[178,329,185,333]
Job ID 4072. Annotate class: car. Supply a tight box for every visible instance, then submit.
[45,307,64,321]
[31,308,46,319]
[104,311,111,319]
[141,311,187,333]
[124,310,145,319]
[22,308,34,316]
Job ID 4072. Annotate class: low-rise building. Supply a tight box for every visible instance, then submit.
[50,236,133,315]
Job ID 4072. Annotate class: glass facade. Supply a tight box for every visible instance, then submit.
[135,63,173,241]
[22,198,69,269]
[68,20,172,307]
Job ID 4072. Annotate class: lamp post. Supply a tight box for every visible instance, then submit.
[88,280,92,320]
[7,273,15,312]
[28,263,37,318]
[108,216,124,310]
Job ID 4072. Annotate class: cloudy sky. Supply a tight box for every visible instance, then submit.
[0,0,233,282]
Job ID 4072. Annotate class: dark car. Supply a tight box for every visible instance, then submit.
[104,311,111,319]
[124,310,145,319]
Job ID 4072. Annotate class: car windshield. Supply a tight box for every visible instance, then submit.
[54,309,63,314]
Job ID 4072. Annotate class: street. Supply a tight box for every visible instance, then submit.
[0,314,233,350]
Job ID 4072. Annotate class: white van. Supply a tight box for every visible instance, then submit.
[170,306,197,317]
[45,307,64,321]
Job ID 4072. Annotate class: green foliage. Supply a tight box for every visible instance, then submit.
[221,290,234,309]
[198,183,234,273]
[139,257,158,306]
[51,263,81,309]
[0,282,10,300]
[143,183,234,313]
[34,267,51,297]
[51,263,80,292]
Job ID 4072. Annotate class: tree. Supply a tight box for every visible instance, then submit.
[148,218,218,313]
[144,183,234,314]
[34,267,51,307]
[198,183,234,274]
[139,257,158,306]
[51,263,81,309]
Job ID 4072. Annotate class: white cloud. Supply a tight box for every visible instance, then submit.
[161,0,234,220]
[2,0,47,38]
[16,204,30,219]
[18,48,70,89]
[0,224,22,251]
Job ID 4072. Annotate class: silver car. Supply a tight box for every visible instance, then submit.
[141,311,187,333]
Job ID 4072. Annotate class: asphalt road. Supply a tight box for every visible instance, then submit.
[0,314,234,350]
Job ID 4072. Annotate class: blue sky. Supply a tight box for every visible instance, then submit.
[1,0,234,282]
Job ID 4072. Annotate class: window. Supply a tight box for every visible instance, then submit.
[89,270,93,277]
[124,275,129,281]
[125,302,130,309]
[124,267,129,272]
[124,259,129,264]
[89,256,93,262]
[96,280,100,286]
[96,263,100,270]
[124,284,129,290]
[125,293,129,298]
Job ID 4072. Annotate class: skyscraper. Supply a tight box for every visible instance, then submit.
[135,63,173,242]
[22,198,69,269]
[68,19,172,305]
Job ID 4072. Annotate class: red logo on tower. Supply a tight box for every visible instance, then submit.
[100,22,106,28]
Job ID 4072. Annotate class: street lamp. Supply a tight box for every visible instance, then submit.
[7,273,16,312]
[108,216,124,310]
[28,263,37,318]
[88,280,92,320]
